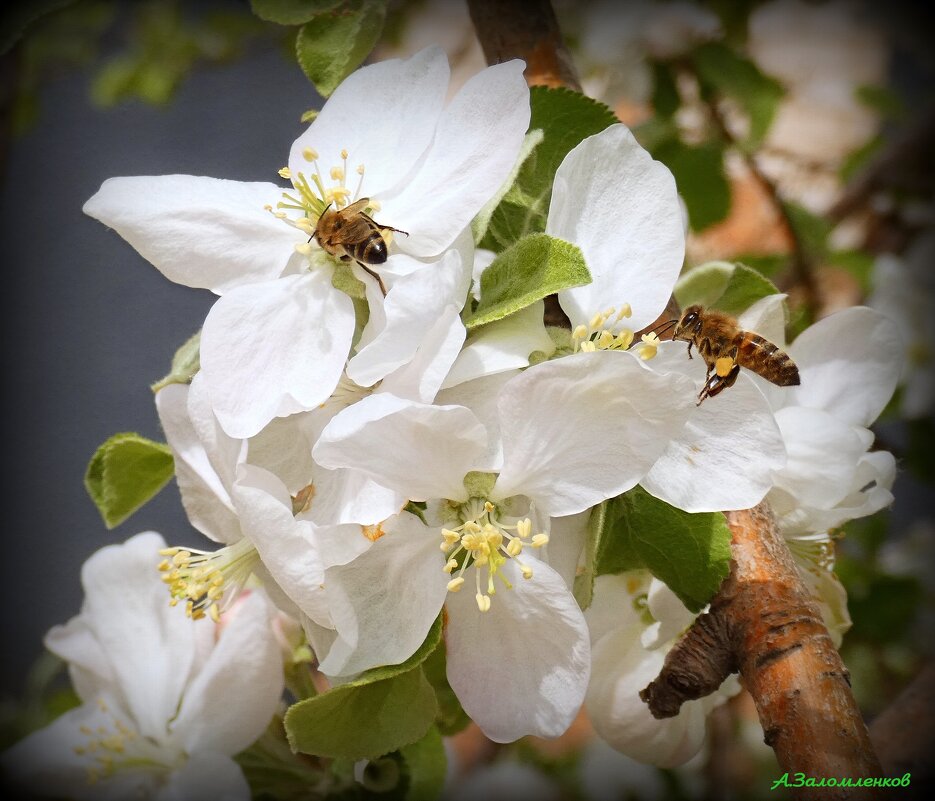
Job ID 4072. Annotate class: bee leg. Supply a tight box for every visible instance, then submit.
[697,363,740,405]
[357,263,388,297]
[686,341,694,360]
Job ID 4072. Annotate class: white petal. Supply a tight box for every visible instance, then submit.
[445,559,590,742]
[73,533,198,742]
[313,394,487,502]
[172,592,281,756]
[435,369,518,472]
[200,270,354,438]
[789,306,901,426]
[494,351,695,516]
[232,465,370,626]
[548,125,684,331]
[586,628,708,767]
[379,303,466,402]
[543,511,590,591]
[441,301,555,389]
[348,239,473,387]
[641,345,786,512]
[302,465,405,527]
[641,579,696,650]
[385,60,531,257]
[156,751,250,801]
[772,406,866,509]
[156,383,241,544]
[289,48,449,196]
[245,411,319,495]
[738,293,788,346]
[319,513,447,677]
[84,176,301,293]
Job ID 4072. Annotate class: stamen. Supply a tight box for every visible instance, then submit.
[278,166,291,179]
[303,147,318,162]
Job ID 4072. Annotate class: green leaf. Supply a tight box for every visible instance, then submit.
[651,61,680,118]
[654,139,729,231]
[399,726,446,801]
[422,641,470,736]
[480,86,617,251]
[151,330,201,392]
[286,667,437,760]
[465,233,590,329]
[597,487,731,612]
[84,433,174,528]
[691,42,783,147]
[295,0,386,98]
[250,0,342,25]
[674,261,779,316]
[285,616,442,759]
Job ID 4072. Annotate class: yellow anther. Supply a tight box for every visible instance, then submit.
[444,558,458,573]
[476,593,491,612]
[356,164,365,175]
[157,560,170,572]
[580,341,597,353]
[442,528,461,545]
[531,533,550,547]
[590,312,604,329]
[521,565,534,580]
[208,603,221,623]
[278,167,291,179]
[447,577,465,592]
[517,518,532,539]
[507,538,523,557]
[618,303,632,319]
[330,167,345,181]
[303,147,318,161]
[597,330,615,348]
[484,501,495,513]
[340,148,348,159]
[294,242,313,256]
[573,324,588,340]
[615,330,634,349]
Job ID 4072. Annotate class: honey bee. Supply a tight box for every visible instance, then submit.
[313,198,407,295]
[671,304,800,404]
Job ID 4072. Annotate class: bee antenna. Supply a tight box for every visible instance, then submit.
[650,319,679,338]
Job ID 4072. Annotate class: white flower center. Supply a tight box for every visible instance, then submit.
[74,697,180,786]
[440,498,549,612]
[158,538,259,622]
[572,304,660,360]
[266,146,378,251]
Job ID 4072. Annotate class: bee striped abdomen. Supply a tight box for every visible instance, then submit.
[348,232,387,265]
[738,334,800,386]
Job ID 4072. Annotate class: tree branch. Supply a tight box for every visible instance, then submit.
[642,504,883,800]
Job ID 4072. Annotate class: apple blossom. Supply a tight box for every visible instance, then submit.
[1,532,283,801]
[84,47,530,438]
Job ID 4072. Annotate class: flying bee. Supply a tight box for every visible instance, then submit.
[313,197,407,296]
[665,304,800,405]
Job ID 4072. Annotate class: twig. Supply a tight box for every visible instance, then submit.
[702,94,819,316]
[641,504,883,800]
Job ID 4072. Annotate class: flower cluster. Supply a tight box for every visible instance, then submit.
[6,45,902,797]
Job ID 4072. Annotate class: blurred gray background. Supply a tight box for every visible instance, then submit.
[0,10,317,696]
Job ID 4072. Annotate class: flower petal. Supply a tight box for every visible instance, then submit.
[384,60,530,257]
[641,344,786,512]
[155,751,250,801]
[772,406,866,509]
[445,559,590,742]
[319,513,447,677]
[172,592,282,756]
[347,238,472,387]
[789,306,901,426]
[441,301,555,389]
[544,511,590,591]
[289,48,449,197]
[548,124,684,331]
[200,270,354,438]
[313,394,487,502]
[494,351,695,517]
[156,383,241,545]
[83,176,301,293]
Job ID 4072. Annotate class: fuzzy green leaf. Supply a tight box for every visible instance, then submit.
[399,726,447,801]
[250,0,342,25]
[597,488,731,612]
[84,433,174,528]
[674,261,779,316]
[480,86,617,251]
[465,233,590,329]
[285,616,441,759]
[151,329,200,392]
[295,0,386,98]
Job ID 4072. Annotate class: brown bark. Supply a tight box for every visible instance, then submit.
[642,504,883,800]
[466,0,581,92]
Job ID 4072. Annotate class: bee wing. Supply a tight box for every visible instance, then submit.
[337,215,377,244]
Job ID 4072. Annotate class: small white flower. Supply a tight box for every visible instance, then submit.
[85,47,530,437]
[1,533,283,801]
